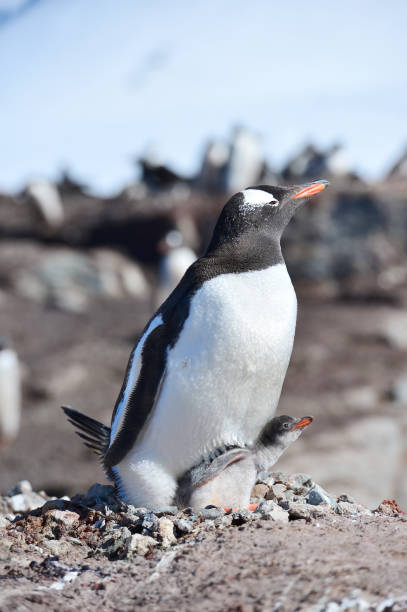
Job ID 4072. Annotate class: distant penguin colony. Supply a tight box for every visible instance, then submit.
[64,180,328,509]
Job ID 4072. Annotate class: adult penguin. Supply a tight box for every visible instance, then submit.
[64,180,328,507]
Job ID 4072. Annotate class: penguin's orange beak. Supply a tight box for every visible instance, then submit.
[292,180,329,200]
[291,416,314,430]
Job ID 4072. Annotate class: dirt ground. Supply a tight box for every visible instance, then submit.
[1,513,407,611]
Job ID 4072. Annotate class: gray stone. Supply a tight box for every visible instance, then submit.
[157,517,176,548]
[128,534,158,556]
[46,509,80,529]
[306,485,337,507]
[126,506,149,517]
[151,506,178,517]
[6,480,32,496]
[280,473,313,493]
[102,526,132,558]
[42,539,73,556]
[251,484,269,500]
[309,502,335,518]
[287,502,312,521]
[174,518,194,534]
[23,491,48,511]
[201,507,224,520]
[8,494,27,513]
[141,513,159,534]
[231,509,254,524]
[0,515,10,528]
[6,491,45,513]
[336,502,371,516]
[266,484,287,501]
[337,494,356,504]
[256,471,273,485]
[258,501,289,523]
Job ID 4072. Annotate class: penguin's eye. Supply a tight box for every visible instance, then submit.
[283,422,290,430]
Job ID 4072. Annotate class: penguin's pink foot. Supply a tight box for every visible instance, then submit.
[248,503,259,512]
[223,503,259,513]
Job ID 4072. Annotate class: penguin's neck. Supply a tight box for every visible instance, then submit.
[255,442,287,473]
[206,230,284,272]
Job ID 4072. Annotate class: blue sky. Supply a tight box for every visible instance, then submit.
[1,0,406,194]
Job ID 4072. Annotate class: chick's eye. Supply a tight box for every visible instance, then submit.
[283,423,290,430]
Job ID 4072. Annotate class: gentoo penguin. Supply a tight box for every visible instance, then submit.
[154,230,197,308]
[63,180,328,508]
[0,339,21,445]
[25,179,64,228]
[175,415,313,509]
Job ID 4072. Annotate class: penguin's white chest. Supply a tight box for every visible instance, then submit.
[132,263,297,473]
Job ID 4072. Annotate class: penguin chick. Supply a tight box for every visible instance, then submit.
[255,414,314,473]
[175,415,313,509]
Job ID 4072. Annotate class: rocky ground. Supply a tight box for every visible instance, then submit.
[1,474,406,612]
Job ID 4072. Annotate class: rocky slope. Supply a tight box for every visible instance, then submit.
[1,474,406,611]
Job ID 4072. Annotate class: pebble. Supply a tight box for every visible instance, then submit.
[306,485,337,508]
[251,484,269,500]
[0,515,10,528]
[337,494,356,504]
[46,509,80,529]
[101,526,132,558]
[283,473,314,493]
[8,494,27,513]
[152,506,178,517]
[201,507,224,520]
[128,534,158,557]
[231,509,254,525]
[266,483,287,501]
[141,513,159,534]
[158,517,176,548]
[257,500,289,523]
[174,518,194,534]
[7,490,48,513]
[6,480,32,496]
[287,502,312,521]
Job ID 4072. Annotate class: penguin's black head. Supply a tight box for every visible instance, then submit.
[258,415,314,448]
[206,180,328,257]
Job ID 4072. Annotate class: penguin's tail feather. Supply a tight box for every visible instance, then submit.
[62,406,111,459]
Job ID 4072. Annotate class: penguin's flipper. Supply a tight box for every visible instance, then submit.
[193,448,252,489]
[62,406,111,459]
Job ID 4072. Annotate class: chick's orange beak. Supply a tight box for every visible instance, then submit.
[292,180,329,200]
[291,416,314,430]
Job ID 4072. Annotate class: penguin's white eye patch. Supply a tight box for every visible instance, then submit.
[240,189,279,211]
